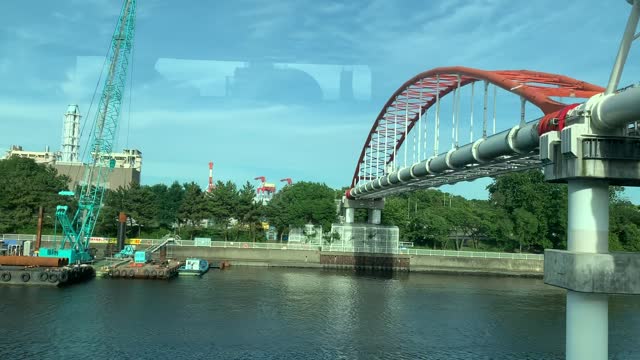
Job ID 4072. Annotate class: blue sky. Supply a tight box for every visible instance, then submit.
[1,0,639,201]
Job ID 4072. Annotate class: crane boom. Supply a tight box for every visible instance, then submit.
[40,0,136,264]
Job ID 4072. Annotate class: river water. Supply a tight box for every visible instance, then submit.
[0,267,638,359]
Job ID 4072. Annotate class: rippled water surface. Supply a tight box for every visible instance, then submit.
[1,267,639,359]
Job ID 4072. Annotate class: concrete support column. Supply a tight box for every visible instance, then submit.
[367,209,381,225]
[345,208,355,224]
[566,180,609,360]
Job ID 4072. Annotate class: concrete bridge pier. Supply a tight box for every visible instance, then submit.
[340,197,384,224]
[542,2,640,357]
[331,197,399,255]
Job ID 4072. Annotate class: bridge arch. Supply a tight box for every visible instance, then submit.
[351,66,604,187]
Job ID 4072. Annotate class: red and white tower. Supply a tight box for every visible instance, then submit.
[207,161,215,192]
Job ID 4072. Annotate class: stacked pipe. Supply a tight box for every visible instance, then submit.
[0,256,69,267]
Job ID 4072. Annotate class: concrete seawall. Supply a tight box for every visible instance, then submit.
[169,246,323,269]
[38,241,543,276]
[409,255,543,277]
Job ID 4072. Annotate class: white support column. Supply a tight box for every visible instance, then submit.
[345,208,355,224]
[520,97,526,127]
[470,82,474,143]
[423,109,428,160]
[376,132,381,178]
[393,111,398,171]
[418,85,423,162]
[368,209,381,225]
[493,85,497,134]
[404,97,409,168]
[435,75,440,156]
[373,133,377,179]
[378,130,382,176]
[455,75,461,148]
[363,146,368,182]
[384,122,389,174]
[412,125,416,165]
[566,179,609,360]
[483,80,488,138]
[451,87,456,150]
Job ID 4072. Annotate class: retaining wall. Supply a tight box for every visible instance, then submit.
[409,254,543,276]
[38,241,543,276]
[168,246,321,268]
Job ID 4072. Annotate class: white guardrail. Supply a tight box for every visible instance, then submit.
[0,234,544,260]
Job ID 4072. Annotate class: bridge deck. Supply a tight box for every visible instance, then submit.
[356,152,541,199]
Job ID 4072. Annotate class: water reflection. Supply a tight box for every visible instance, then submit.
[0,268,638,359]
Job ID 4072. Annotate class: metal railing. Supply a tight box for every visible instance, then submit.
[398,248,544,260]
[1,234,544,260]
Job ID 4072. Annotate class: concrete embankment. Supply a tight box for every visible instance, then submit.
[408,255,543,277]
[168,245,543,277]
[38,241,544,277]
[169,246,323,269]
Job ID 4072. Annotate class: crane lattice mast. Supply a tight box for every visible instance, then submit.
[40,0,136,263]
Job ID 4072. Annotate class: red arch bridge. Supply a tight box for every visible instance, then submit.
[347,66,627,200]
[339,2,640,359]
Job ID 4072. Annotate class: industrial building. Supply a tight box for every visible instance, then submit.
[2,105,142,191]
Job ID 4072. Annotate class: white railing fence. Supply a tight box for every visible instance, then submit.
[1,234,543,260]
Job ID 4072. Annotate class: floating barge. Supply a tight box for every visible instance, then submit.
[0,256,95,286]
[96,258,181,280]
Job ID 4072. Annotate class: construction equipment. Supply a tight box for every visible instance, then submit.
[114,245,136,259]
[39,0,137,264]
[147,234,179,253]
[134,251,150,264]
[255,176,276,204]
[280,178,292,185]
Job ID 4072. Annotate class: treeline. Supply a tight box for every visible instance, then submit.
[1,157,639,253]
[381,171,640,252]
[95,179,337,241]
[0,158,72,233]
[0,157,337,242]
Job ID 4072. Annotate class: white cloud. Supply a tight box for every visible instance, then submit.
[60,56,106,100]
[128,103,370,135]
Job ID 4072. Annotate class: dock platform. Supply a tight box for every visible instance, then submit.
[0,264,95,286]
[96,259,181,280]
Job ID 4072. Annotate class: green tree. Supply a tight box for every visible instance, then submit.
[381,197,409,233]
[149,181,184,231]
[488,170,566,251]
[610,201,640,251]
[267,181,336,240]
[206,180,239,240]
[177,182,208,238]
[208,181,238,225]
[236,181,263,241]
[0,158,71,233]
[512,208,540,252]
[406,210,448,249]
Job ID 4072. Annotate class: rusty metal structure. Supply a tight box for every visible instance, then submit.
[0,256,69,267]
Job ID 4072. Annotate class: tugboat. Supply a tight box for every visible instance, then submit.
[178,258,209,276]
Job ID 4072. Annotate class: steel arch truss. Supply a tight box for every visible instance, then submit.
[351,66,604,188]
[355,153,542,200]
